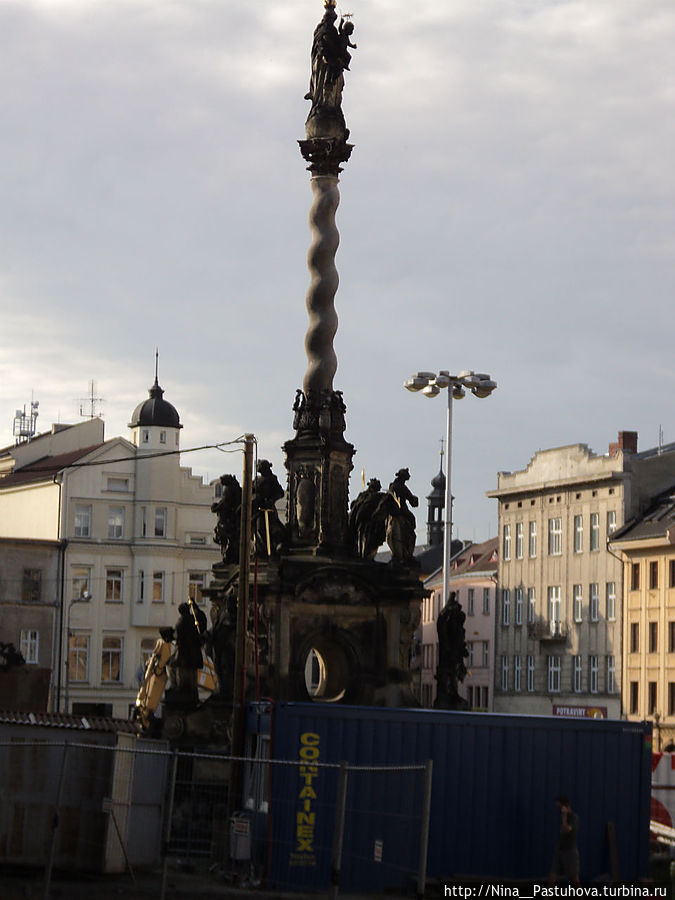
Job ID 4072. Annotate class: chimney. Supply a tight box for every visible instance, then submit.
[609,430,638,457]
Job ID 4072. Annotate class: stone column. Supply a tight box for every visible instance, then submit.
[284,1,356,555]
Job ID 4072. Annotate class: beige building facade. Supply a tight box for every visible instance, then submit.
[610,490,675,748]
[487,431,675,719]
[0,378,219,717]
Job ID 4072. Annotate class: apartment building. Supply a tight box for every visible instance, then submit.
[609,488,675,748]
[0,377,219,716]
[487,431,675,718]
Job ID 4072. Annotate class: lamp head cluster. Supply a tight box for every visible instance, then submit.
[404,370,497,400]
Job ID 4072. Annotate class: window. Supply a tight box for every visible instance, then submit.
[467,588,474,616]
[467,642,474,667]
[526,656,535,692]
[142,429,149,443]
[483,641,489,667]
[629,681,639,715]
[573,585,583,623]
[527,588,536,624]
[528,521,537,558]
[105,569,123,603]
[669,683,675,717]
[152,571,165,603]
[548,586,561,631]
[503,524,511,560]
[631,563,640,591]
[630,622,639,653]
[573,515,583,553]
[74,505,92,537]
[101,636,123,682]
[140,638,155,672]
[548,518,562,555]
[138,569,145,603]
[547,656,561,693]
[515,523,523,559]
[502,589,511,626]
[20,629,39,664]
[72,567,91,601]
[482,588,490,615]
[573,656,582,693]
[500,655,509,691]
[649,561,659,590]
[670,622,675,653]
[589,583,599,622]
[514,588,523,626]
[22,569,41,603]
[107,477,129,492]
[607,656,616,694]
[590,513,600,551]
[514,655,522,692]
[670,559,675,589]
[160,430,167,444]
[649,621,658,653]
[649,681,657,715]
[189,573,207,605]
[589,655,599,694]
[154,507,167,538]
[141,507,147,538]
[607,510,617,535]
[107,506,125,539]
[606,582,616,621]
[69,634,89,682]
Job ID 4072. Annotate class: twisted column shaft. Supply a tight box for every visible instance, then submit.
[303,175,340,395]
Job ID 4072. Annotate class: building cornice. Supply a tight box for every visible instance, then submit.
[487,470,627,500]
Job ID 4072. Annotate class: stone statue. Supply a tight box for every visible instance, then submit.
[304,4,356,125]
[0,642,25,670]
[168,601,207,707]
[211,473,242,563]
[434,592,469,710]
[252,459,287,557]
[208,586,237,702]
[380,468,419,564]
[349,478,386,558]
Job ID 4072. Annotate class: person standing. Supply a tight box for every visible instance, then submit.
[549,795,580,886]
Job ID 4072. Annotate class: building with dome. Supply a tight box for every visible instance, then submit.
[0,376,219,717]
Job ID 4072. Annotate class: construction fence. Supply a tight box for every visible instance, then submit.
[0,737,433,898]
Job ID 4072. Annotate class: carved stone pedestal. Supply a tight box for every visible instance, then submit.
[208,554,424,708]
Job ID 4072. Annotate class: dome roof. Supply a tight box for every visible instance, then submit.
[427,466,445,501]
[129,378,182,429]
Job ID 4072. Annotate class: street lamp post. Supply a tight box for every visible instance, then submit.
[64,591,91,713]
[404,370,497,608]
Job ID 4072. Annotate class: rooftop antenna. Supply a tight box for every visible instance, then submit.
[13,396,39,445]
[154,348,160,384]
[439,436,445,473]
[78,380,104,419]
[658,425,664,456]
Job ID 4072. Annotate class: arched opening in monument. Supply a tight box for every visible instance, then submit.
[302,639,350,703]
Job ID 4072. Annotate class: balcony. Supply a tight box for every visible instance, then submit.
[528,620,568,642]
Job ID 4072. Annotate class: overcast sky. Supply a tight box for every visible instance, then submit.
[1,0,673,542]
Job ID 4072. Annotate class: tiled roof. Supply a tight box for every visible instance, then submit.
[0,708,141,734]
[449,536,499,576]
[0,444,104,488]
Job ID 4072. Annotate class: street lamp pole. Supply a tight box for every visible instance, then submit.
[404,369,497,606]
[442,388,453,613]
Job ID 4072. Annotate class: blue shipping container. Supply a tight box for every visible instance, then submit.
[252,702,652,892]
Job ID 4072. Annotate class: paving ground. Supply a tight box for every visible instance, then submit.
[0,866,407,900]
